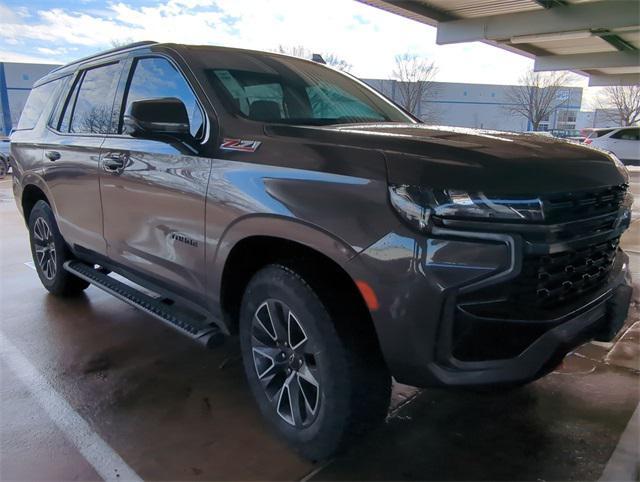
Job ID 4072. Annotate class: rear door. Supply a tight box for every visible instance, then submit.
[42,61,123,255]
[99,55,212,302]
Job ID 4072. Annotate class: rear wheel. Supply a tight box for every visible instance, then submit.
[240,264,390,460]
[28,200,89,296]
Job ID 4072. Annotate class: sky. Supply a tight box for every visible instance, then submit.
[0,0,597,102]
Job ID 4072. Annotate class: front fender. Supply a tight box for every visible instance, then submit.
[206,214,359,318]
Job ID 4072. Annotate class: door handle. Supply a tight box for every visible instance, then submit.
[102,154,126,173]
[45,150,61,161]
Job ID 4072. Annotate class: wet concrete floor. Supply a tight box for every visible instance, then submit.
[1,173,638,481]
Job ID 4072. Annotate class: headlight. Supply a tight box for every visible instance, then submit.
[389,185,545,230]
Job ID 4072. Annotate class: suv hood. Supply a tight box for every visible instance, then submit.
[266,123,627,194]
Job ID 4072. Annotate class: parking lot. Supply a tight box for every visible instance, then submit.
[0,171,638,481]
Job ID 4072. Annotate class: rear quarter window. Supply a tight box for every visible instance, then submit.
[611,128,640,141]
[16,78,65,130]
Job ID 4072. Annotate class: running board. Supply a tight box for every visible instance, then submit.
[63,260,225,348]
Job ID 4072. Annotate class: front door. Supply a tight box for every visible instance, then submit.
[100,56,211,301]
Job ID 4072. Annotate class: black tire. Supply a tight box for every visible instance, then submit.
[239,264,391,461]
[0,158,7,178]
[28,200,89,296]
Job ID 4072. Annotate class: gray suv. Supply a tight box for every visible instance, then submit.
[11,41,633,460]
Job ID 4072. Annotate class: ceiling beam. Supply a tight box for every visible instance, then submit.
[355,0,452,27]
[535,51,640,71]
[600,34,637,51]
[532,0,567,8]
[435,1,639,45]
[588,73,640,86]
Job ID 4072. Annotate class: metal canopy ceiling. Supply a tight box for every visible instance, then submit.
[357,0,640,86]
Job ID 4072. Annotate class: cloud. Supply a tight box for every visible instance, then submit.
[0,49,59,64]
[0,0,546,85]
[36,47,73,55]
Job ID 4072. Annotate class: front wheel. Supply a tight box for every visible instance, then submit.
[240,264,391,460]
[28,200,89,296]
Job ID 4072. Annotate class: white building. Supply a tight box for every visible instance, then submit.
[0,62,60,135]
[0,61,587,136]
[364,79,583,133]
[576,109,627,130]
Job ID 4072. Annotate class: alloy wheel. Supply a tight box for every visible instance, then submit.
[251,299,321,428]
[33,217,57,280]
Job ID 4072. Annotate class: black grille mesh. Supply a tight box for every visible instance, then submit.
[458,185,628,319]
[511,237,620,309]
[543,184,627,222]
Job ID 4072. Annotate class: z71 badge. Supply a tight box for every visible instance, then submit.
[220,138,262,152]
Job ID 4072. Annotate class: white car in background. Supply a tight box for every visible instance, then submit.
[585,127,639,166]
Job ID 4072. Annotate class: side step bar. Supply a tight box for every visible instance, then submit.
[64,260,225,348]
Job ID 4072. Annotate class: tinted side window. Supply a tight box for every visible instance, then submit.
[53,75,81,133]
[595,129,614,138]
[611,128,639,141]
[68,63,121,134]
[121,57,203,138]
[16,78,65,130]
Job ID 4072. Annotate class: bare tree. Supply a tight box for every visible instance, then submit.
[504,70,571,131]
[321,53,352,72]
[597,85,640,126]
[392,53,438,118]
[275,45,309,58]
[274,45,352,71]
[110,38,135,48]
[78,105,113,134]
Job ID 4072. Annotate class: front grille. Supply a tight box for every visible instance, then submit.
[457,185,628,320]
[543,184,627,223]
[511,237,620,309]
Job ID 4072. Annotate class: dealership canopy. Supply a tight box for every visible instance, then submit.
[357,0,640,86]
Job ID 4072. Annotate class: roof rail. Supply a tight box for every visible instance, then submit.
[49,41,158,74]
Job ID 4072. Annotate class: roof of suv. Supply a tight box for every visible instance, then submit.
[40,41,159,84]
[37,41,332,88]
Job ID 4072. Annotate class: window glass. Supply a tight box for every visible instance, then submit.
[612,128,639,141]
[557,110,577,124]
[16,78,64,130]
[202,52,412,125]
[55,76,80,133]
[67,63,120,134]
[121,57,203,138]
[306,83,384,120]
[592,129,615,138]
[212,69,389,124]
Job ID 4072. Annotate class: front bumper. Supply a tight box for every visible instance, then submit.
[430,265,631,387]
[351,219,633,388]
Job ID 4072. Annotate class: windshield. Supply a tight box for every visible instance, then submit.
[199,50,414,126]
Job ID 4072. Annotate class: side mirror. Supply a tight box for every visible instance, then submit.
[123,97,190,138]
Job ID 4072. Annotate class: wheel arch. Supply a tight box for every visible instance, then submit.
[21,183,52,223]
[214,217,382,357]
